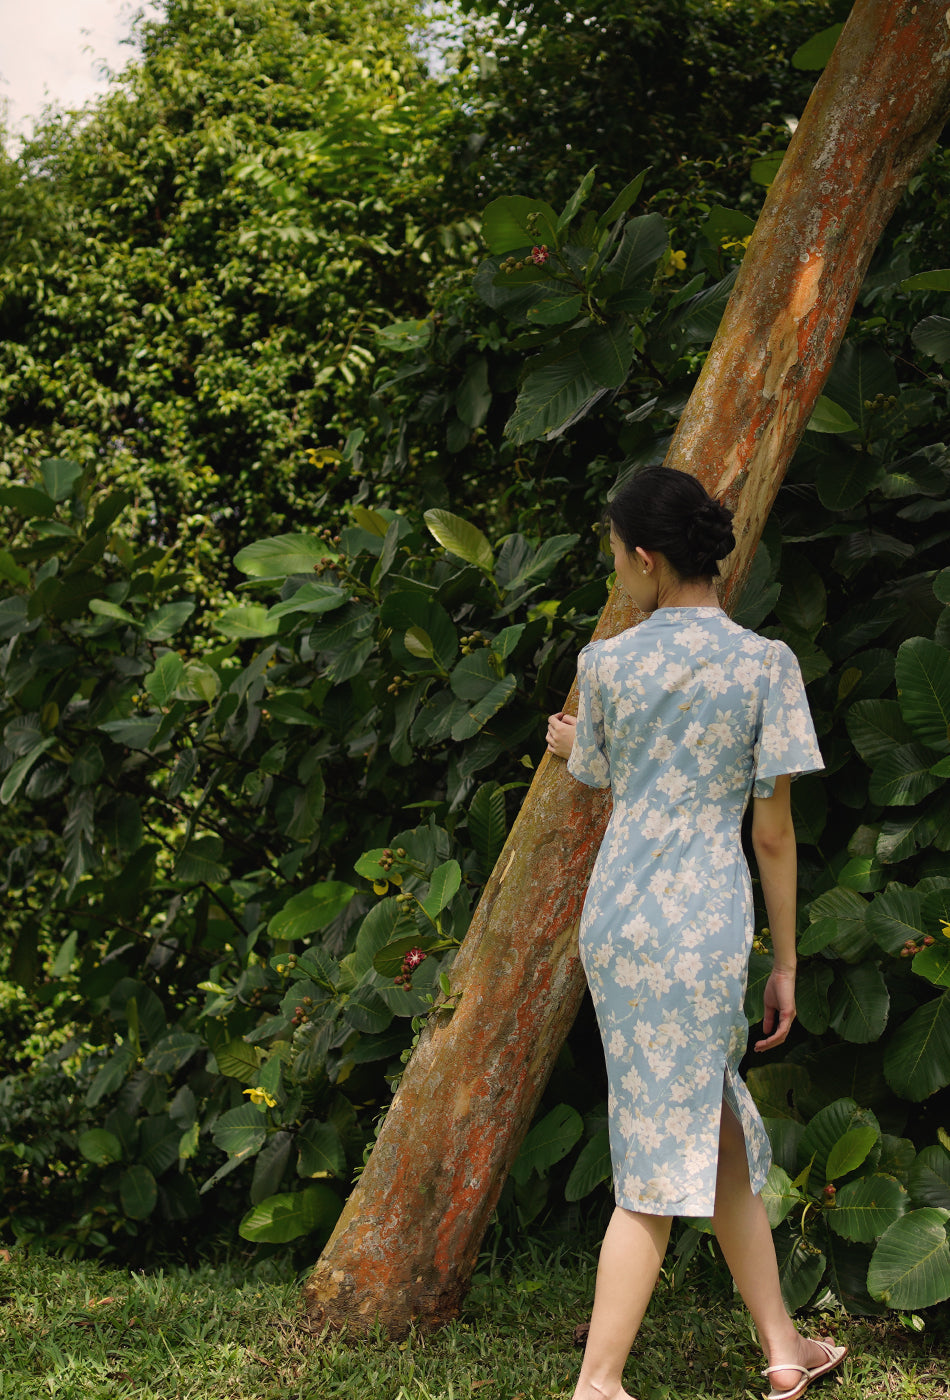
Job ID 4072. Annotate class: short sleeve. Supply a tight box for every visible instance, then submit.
[753,641,824,799]
[567,644,611,789]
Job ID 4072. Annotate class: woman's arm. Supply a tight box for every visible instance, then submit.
[750,774,798,1052]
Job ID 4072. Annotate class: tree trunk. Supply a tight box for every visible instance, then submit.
[305,0,950,1337]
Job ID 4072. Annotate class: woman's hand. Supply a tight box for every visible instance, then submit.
[754,965,796,1052]
[546,712,577,759]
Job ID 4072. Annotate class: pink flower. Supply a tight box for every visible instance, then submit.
[403,947,426,972]
[531,245,549,265]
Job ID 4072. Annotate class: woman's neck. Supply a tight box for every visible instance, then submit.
[654,572,720,610]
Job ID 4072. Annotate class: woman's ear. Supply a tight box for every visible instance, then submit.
[634,547,654,574]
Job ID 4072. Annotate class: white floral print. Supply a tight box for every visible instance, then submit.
[568,607,822,1216]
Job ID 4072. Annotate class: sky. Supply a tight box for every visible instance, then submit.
[0,0,160,144]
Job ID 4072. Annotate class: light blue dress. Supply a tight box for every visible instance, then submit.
[568,607,823,1216]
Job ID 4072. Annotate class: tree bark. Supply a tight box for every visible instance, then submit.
[305,0,950,1337]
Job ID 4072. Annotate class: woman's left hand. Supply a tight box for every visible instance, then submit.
[546,711,577,759]
[754,966,796,1051]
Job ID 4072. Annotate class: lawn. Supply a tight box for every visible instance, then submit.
[0,1236,946,1399]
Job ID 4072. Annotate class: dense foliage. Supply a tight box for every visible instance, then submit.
[1,0,949,1321]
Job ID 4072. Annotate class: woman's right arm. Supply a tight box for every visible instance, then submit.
[750,774,798,1052]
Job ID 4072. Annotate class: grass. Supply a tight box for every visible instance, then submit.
[0,1236,947,1400]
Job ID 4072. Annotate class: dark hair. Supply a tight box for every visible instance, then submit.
[606,466,735,579]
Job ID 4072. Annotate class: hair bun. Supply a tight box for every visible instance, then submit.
[686,499,736,570]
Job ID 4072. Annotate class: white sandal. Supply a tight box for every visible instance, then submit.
[762,1337,848,1400]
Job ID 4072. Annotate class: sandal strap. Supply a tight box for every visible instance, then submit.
[762,1365,809,1379]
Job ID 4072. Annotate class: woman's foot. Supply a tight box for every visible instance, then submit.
[763,1336,847,1400]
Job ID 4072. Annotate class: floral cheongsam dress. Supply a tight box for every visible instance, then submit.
[568,607,823,1216]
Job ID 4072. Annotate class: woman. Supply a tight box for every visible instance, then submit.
[545,467,846,1400]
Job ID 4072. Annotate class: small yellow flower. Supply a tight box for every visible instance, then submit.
[373,880,389,895]
[670,249,687,271]
[941,919,950,940]
[243,1087,277,1108]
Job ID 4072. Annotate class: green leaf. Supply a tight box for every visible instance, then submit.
[267,582,348,621]
[908,1145,950,1209]
[557,165,597,231]
[579,320,635,389]
[799,1099,880,1186]
[912,942,950,988]
[867,884,926,955]
[251,1131,293,1204]
[216,1039,263,1084]
[901,269,950,291]
[211,1104,268,1159]
[596,168,649,232]
[828,1174,909,1242]
[145,652,185,706]
[895,638,950,751]
[828,963,889,1043]
[867,1208,950,1309]
[423,509,494,573]
[144,1032,204,1075]
[606,212,668,289]
[911,316,950,362]
[233,534,327,579]
[451,674,517,741]
[825,1125,881,1182]
[0,484,57,517]
[468,781,508,874]
[371,932,441,979]
[216,604,282,639]
[481,195,559,254]
[816,454,878,511]
[119,1165,158,1219]
[0,737,56,803]
[238,1184,341,1243]
[267,882,355,940]
[174,834,228,885]
[884,991,950,1101]
[421,860,462,919]
[98,717,161,749]
[143,601,195,640]
[807,396,858,434]
[869,744,944,807]
[456,357,492,428]
[297,1119,346,1178]
[505,339,605,444]
[510,1103,583,1186]
[792,23,843,69]
[760,1164,802,1228]
[565,1127,612,1201]
[78,1129,123,1165]
[39,458,82,501]
[848,700,914,764]
[775,1228,826,1310]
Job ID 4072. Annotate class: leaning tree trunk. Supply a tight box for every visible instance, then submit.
[305,0,950,1336]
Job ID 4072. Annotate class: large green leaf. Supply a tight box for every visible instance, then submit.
[297,1119,346,1179]
[825,1125,880,1182]
[510,1103,584,1186]
[806,396,858,434]
[913,942,950,988]
[481,195,559,254]
[792,22,843,68]
[867,1208,950,1309]
[145,651,185,706]
[468,781,508,874]
[847,699,913,764]
[605,212,668,289]
[824,340,898,436]
[760,1164,802,1228]
[895,637,950,752]
[78,1129,123,1166]
[911,315,950,362]
[215,1039,263,1084]
[867,883,926,955]
[908,1146,950,1209]
[233,534,327,578]
[424,509,494,573]
[799,1099,880,1187]
[267,882,355,941]
[216,604,281,639]
[211,1104,268,1159]
[828,963,889,1044]
[421,860,461,919]
[0,736,56,803]
[564,1127,613,1202]
[868,743,944,807]
[144,1031,204,1075]
[238,1183,341,1243]
[775,1228,825,1311]
[578,320,635,389]
[884,991,950,1101]
[775,558,825,638]
[119,1165,158,1219]
[816,453,878,510]
[504,346,605,445]
[451,675,517,740]
[827,1173,909,1242]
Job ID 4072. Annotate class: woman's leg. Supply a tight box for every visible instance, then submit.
[572,1206,672,1400]
[712,1100,838,1393]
